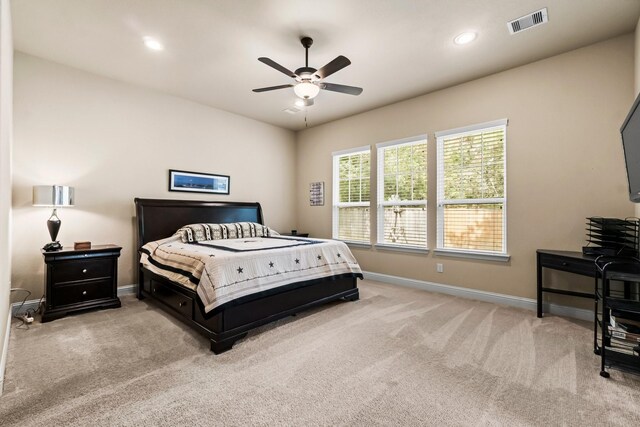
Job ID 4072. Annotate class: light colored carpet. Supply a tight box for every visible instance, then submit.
[1,280,639,426]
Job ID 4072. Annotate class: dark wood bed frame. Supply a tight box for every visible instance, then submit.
[135,198,360,354]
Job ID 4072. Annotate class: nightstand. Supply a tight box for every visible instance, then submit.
[41,244,122,322]
[281,232,310,237]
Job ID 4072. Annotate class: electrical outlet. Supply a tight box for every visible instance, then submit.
[436,263,443,273]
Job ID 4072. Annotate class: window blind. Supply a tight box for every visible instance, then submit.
[332,147,371,243]
[436,121,507,254]
[376,137,427,249]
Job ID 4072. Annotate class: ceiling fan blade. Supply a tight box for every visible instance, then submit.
[252,84,294,93]
[315,56,351,79]
[258,57,297,78]
[319,82,363,96]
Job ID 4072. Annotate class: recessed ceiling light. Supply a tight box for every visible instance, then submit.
[454,32,477,45]
[143,36,164,51]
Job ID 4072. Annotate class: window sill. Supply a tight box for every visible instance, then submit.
[375,244,429,254]
[434,249,510,262]
[341,241,372,250]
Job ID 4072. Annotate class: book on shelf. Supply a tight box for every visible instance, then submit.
[611,315,640,334]
[608,325,640,344]
[607,336,640,357]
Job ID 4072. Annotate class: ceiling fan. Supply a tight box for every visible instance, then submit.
[252,37,363,106]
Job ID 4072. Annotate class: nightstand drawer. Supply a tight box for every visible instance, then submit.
[52,279,114,307]
[151,280,193,318]
[51,258,113,284]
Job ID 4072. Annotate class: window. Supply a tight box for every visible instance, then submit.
[436,119,507,258]
[332,146,371,244]
[376,136,428,249]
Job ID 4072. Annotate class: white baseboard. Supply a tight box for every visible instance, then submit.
[10,284,138,316]
[116,284,137,296]
[0,308,11,395]
[363,271,593,322]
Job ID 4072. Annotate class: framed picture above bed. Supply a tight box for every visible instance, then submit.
[168,170,230,195]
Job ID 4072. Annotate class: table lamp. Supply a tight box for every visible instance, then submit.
[33,185,75,251]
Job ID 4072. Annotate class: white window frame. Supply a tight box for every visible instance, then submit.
[332,145,371,245]
[435,119,509,262]
[376,135,428,252]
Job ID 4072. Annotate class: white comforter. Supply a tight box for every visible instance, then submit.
[140,235,362,313]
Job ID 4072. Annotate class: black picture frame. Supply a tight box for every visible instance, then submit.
[168,169,230,195]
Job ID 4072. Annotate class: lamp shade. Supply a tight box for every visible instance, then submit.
[33,185,75,207]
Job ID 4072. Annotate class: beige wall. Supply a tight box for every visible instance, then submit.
[0,0,12,392]
[11,53,297,297]
[296,34,635,301]
[8,31,640,309]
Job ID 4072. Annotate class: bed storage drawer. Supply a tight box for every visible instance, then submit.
[222,277,356,330]
[151,280,194,318]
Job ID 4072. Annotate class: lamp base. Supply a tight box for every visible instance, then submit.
[43,241,62,252]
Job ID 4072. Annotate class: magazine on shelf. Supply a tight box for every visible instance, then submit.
[610,307,640,323]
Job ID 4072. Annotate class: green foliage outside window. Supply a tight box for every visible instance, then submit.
[339,152,370,203]
[443,130,504,200]
[382,142,427,202]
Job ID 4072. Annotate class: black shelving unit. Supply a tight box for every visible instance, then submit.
[594,256,640,378]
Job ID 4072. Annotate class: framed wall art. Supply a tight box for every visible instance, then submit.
[169,169,230,195]
[309,181,324,206]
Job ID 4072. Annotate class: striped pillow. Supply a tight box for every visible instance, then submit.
[176,222,271,243]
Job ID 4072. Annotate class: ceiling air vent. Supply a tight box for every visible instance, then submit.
[508,7,548,35]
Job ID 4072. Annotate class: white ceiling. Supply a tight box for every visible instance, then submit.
[11,0,640,131]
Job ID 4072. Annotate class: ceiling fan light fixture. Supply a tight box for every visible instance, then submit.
[294,82,320,99]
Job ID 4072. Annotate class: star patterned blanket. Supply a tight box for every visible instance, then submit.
[140,235,363,314]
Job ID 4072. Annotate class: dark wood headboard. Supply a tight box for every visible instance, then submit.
[135,198,264,247]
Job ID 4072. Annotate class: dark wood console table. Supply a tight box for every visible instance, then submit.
[536,250,598,318]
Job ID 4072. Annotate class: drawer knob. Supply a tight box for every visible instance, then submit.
[82,269,87,273]
[562,262,568,266]
[82,291,87,295]
[179,301,186,307]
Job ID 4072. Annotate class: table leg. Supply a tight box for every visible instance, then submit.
[537,252,543,318]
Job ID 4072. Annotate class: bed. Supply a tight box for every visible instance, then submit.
[135,198,362,354]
